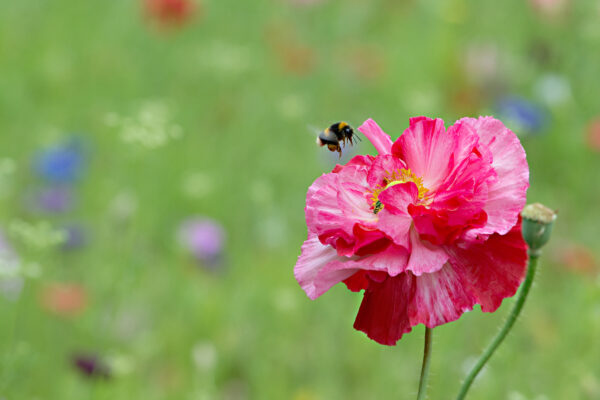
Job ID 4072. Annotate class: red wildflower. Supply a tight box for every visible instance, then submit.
[40,282,87,317]
[145,0,195,26]
[586,118,600,152]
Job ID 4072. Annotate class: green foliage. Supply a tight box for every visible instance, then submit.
[0,0,599,398]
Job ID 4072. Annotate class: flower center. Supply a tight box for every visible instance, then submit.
[370,168,428,214]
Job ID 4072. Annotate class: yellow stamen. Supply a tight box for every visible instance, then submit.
[370,168,428,213]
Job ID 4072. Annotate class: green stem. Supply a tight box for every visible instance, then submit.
[417,327,433,400]
[456,253,540,400]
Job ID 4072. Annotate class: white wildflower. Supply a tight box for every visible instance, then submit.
[191,341,218,372]
[9,220,67,250]
[106,101,183,149]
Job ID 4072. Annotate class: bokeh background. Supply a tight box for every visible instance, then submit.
[1,0,600,399]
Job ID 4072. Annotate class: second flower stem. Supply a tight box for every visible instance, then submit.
[417,327,433,400]
[456,252,540,400]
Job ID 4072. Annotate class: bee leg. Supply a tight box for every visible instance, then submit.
[338,148,342,158]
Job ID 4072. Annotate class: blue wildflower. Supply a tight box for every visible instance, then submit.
[494,96,547,136]
[34,138,88,183]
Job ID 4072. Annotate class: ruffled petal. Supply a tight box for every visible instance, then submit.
[407,264,476,328]
[338,181,377,225]
[305,173,348,235]
[432,121,495,206]
[459,116,529,237]
[295,235,408,301]
[353,244,410,277]
[391,117,454,191]
[332,155,375,174]
[294,235,358,300]
[377,181,418,214]
[405,228,449,275]
[353,272,414,345]
[409,202,488,245]
[351,225,391,256]
[336,157,373,187]
[403,120,495,245]
[330,244,410,280]
[353,263,475,345]
[375,182,418,249]
[358,119,394,155]
[444,217,528,312]
[375,211,412,249]
[343,269,369,292]
[306,165,375,242]
[320,245,412,294]
[366,154,408,188]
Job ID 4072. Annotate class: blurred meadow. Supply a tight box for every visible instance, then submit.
[1,0,600,399]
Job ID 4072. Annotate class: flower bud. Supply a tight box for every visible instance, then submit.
[521,203,557,253]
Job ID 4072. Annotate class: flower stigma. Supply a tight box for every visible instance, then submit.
[370,168,428,214]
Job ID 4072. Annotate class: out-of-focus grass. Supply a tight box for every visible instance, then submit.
[0,0,599,399]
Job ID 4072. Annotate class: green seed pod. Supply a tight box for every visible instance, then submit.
[521,203,557,254]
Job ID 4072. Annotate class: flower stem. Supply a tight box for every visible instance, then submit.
[417,327,433,400]
[456,252,540,400]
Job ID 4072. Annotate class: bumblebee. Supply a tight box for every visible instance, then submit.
[316,122,360,158]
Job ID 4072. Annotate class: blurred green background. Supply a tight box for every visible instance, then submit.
[1,0,600,399]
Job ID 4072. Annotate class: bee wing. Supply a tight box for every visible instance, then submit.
[307,124,329,146]
[302,124,320,147]
[306,124,321,136]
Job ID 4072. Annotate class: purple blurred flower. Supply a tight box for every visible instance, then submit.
[72,353,110,379]
[177,218,225,267]
[61,224,88,251]
[494,96,547,136]
[27,186,74,214]
[34,138,88,183]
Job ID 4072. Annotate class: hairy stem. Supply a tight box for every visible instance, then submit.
[417,327,433,400]
[456,253,540,400]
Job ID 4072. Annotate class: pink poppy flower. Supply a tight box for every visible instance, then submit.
[294,116,529,345]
